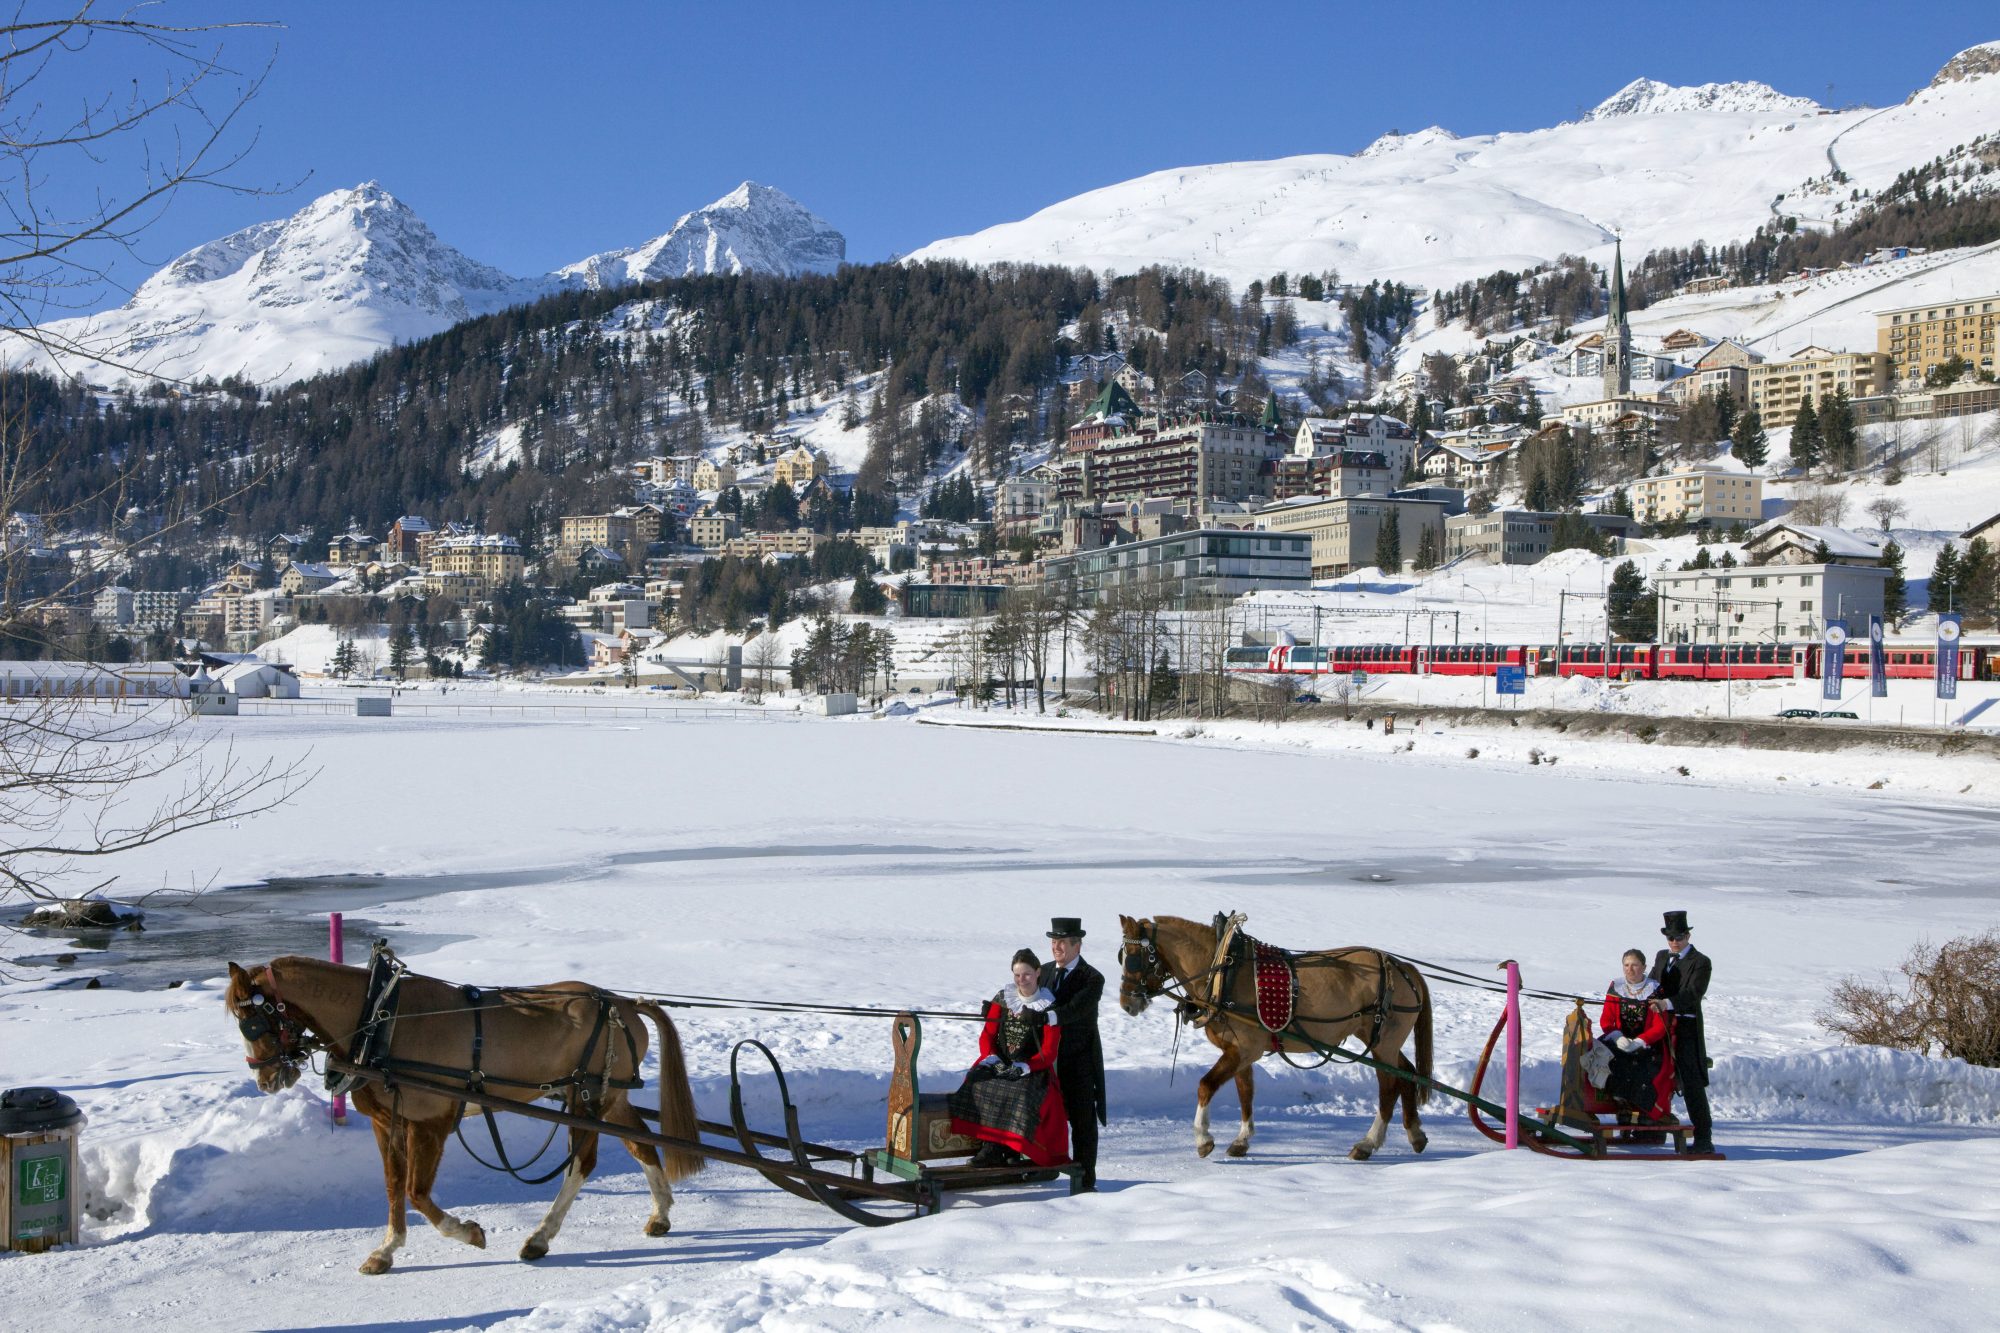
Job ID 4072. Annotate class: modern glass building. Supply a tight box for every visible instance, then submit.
[1042,528,1311,609]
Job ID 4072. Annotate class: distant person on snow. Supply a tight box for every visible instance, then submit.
[1040,917,1106,1191]
[1649,910,1714,1154]
[946,948,1068,1168]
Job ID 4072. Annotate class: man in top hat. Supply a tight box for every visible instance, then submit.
[1648,910,1714,1153]
[1040,917,1105,1191]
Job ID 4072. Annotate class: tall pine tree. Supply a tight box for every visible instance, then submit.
[1818,389,1859,472]
[1730,407,1767,468]
[1373,507,1403,572]
[1929,543,1960,613]
[1880,539,1907,623]
[1789,396,1822,471]
[1606,561,1656,641]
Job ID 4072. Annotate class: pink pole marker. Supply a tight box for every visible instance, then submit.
[1503,959,1522,1149]
[330,912,347,1126]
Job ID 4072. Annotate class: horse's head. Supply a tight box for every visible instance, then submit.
[225,961,308,1093]
[1117,914,1168,1017]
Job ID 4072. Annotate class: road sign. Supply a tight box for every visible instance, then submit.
[1495,665,1526,696]
[1350,670,1367,688]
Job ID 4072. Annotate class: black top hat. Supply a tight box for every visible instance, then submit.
[1660,910,1692,939]
[1047,917,1086,940]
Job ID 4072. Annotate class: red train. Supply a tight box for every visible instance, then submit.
[1224,639,1994,683]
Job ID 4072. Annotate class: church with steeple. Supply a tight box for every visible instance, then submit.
[1602,237,1632,399]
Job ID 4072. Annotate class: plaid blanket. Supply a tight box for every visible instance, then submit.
[946,1064,1048,1143]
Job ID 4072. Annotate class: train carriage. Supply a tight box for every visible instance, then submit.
[1421,644,1534,676]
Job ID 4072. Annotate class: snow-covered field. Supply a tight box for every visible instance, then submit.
[3,703,1997,1330]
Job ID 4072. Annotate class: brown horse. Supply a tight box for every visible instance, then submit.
[1117,914,1433,1162]
[224,956,703,1274]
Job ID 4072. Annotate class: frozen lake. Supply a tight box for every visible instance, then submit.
[2,709,1996,1330]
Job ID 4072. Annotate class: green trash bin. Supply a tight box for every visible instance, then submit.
[1,1087,84,1253]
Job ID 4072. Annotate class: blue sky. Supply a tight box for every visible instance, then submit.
[29,2,1999,307]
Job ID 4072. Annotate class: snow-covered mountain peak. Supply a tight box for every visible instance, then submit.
[554,181,845,289]
[1580,77,1822,120]
[1359,126,1459,157]
[135,181,523,309]
[1929,41,2000,88]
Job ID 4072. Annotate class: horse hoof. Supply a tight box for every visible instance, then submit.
[1226,1142,1249,1158]
[464,1221,487,1250]
[1410,1134,1429,1154]
[1348,1145,1374,1161]
[645,1217,671,1238]
[1196,1140,1215,1158]
[519,1241,548,1262]
[359,1255,393,1276]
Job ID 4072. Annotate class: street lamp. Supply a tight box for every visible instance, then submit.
[1460,577,1490,707]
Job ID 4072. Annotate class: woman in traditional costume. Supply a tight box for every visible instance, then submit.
[1598,947,1675,1117]
[947,948,1069,1167]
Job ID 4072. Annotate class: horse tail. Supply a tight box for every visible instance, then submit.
[635,1001,706,1181]
[1413,972,1435,1108]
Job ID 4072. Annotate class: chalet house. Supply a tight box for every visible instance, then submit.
[279,562,339,596]
[1743,521,1884,567]
[327,532,379,565]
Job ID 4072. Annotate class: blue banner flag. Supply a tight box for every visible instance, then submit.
[1869,616,1887,698]
[1821,620,1848,702]
[1938,614,1962,701]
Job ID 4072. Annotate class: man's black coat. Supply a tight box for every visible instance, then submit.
[1650,943,1711,1089]
[1041,956,1107,1125]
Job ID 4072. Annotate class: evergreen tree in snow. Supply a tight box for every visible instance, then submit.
[1373,507,1402,572]
[1730,407,1768,468]
[1789,396,1822,471]
[1606,560,1656,641]
[1881,539,1907,623]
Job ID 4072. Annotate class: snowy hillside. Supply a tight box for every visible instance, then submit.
[1,181,845,388]
[910,44,2000,290]
[554,182,844,288]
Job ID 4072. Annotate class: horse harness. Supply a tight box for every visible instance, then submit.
[247,943,647,1185]
[1122,915,1425,1056]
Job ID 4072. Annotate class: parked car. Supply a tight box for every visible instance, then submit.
[1820,710,1860,720]
[1776,708,1820,720]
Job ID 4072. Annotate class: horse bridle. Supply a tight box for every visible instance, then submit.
[234,965,321,1074]
[1120,920,1242,1027]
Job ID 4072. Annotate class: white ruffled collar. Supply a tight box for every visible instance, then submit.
[1609,976,1658,1000]
[1002,986,1055,1014]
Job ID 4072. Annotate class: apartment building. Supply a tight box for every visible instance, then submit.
[1042,528,1310,609]
[1628,464,1764,526]
[91,585,191,632]
[1258,495,1449,579]
[1661,364,1750,407]
[771,445,829,490]
[1293,414,1419,479]
[1654,563,1890,644]
[559,506,661,554]
[1556,396,1669,429]
[692,458,737,492]
[1050,416,1283,506]
[1877,294,1999,387]
[717,529,820,560]
[1268,451,1396,502]
[688,514,741,548]
[1744,346,1891,418]
[431,533,525,591]
[1444,510,1636,565]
